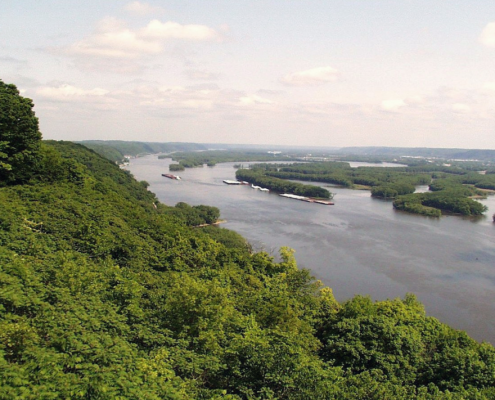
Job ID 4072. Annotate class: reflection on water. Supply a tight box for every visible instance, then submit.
[127,155,495,344]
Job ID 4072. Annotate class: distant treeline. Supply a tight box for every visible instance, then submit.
[339,146,495,162]
[80,140,207,163]
[162,150,294,171]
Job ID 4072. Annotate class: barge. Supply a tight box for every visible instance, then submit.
[279,193,334,205]
[162,174,181,180]
[223,180,249,185]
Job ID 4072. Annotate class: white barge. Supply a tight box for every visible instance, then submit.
[223,180,249,185]
[279,193,334,205]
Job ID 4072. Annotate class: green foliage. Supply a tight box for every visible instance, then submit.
[429,174,495,195]
[422,193,487,215]
[393,198,442,217]
[33,143,88,184]
[394,191,487,216]
[318,294,495,393]
[164,202,220,226]
[201,226,252,254]
[371,182,416,198]
[77,143,125,163]
[0,80,42,185]
[169,163,185,172]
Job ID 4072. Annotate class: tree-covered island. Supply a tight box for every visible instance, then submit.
[236,167,332,199]
[3,79,495,398]
[232,161,492,217]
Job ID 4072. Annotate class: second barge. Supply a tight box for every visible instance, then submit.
[279,193,334,205]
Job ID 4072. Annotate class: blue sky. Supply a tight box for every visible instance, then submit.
[2,1,495,148]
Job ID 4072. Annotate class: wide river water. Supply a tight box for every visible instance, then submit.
[127,156,495,344]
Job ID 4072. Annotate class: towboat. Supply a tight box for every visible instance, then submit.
[162,174,181,180]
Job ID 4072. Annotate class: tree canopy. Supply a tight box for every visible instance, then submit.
[0,80,42,185]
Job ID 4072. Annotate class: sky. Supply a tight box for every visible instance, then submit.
[2,1,495,149]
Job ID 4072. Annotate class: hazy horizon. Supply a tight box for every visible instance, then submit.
[80,139,495,154]
[3,1,495,149]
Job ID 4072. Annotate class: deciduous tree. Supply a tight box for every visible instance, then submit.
[0,80,42,184]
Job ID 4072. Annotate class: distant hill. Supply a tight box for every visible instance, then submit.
[79,140,343,163]
[82,141,495,164]
[339,146,495,162]
[79,140,208,163]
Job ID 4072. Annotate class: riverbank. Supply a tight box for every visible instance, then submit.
[193,219,227,228]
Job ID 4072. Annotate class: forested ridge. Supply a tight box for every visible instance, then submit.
[2,80,495,399]
[79,141,208,164]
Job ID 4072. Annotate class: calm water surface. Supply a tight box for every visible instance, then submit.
[127,156,495,344]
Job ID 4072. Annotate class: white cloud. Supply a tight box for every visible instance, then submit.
[452,103,471,114]
[137,85,223,110]
[124,2,164,16]
[62,18,222,61]
[483,81,495,91]
[66,18,162,59]
[293,101,363,118]
[36,84,109,102]
[184,69,219,80]
[479,22,495,47]
[281,66,340,86]
[404,95,425,105]
[122,83,277,115]
[140,20,221,41]
[380,99,406,112]
[69,31,161,59]
[239,94,273,106]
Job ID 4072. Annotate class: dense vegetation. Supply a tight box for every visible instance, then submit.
[0,80,42,185]
[2,80,495,399]
[169,163,185,172]
[393,191,487,217]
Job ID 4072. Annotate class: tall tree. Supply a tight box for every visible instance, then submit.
[0,80,42,184]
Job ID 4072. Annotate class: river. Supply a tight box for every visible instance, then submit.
[127,155,495,344]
